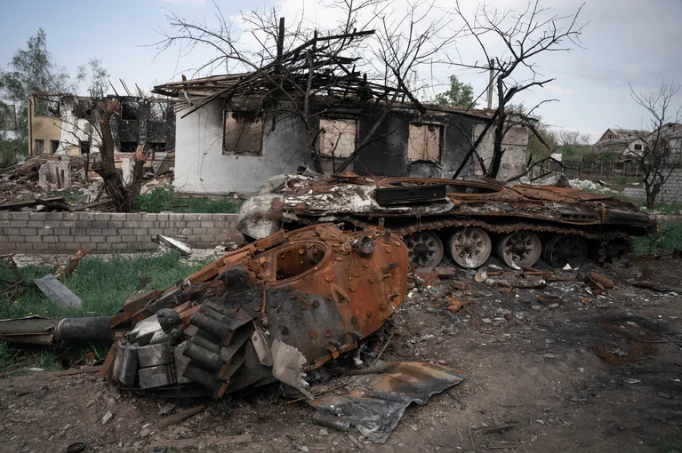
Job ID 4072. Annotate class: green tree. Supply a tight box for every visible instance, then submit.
[77,59,109,98]
[433,75,476,108]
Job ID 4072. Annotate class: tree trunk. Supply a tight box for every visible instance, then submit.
[96,99,136,212]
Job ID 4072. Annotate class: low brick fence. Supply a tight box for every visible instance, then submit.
[0,212,243,254]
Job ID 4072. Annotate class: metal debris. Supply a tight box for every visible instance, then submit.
[153,234,193,256]
[239,174,654,269]
[71,224,409,398]
[307,361,466,443]
[34,274,83,308]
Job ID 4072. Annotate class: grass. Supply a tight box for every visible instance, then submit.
[0,251,209,372]
[633,223,682,255]
[135,188,242,214]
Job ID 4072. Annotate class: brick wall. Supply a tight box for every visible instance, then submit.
[0,212,243,254]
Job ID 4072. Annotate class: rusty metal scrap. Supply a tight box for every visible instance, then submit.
[92,224,409,398]
[238,174,654,269]
[307,361,466,443]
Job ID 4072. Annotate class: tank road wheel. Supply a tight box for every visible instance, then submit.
[448,228,492,269]
[405,231,444,268]
[544,235,588,268]
[497,231,542,270]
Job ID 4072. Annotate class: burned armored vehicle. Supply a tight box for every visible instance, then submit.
[101,224,407,397]
[239,174,654,270]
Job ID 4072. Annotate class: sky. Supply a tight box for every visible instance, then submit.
[1,0,680,142]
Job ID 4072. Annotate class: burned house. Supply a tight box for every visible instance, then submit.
[27,93,176,158]
[152,86,530,194]
[153,30,529,194]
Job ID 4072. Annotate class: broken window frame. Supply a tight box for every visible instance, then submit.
[148,101,169,122]
[50,140,59,154]
[120,102,139,121]
[35,139,45,154]
[318,117,358,159]
[407,122,444,163]
[223,110,264,156]
[80,140,91,155]
[34,96,60,118]
[120,142,138,153]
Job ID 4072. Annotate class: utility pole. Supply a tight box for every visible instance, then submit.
[487,59,495,110]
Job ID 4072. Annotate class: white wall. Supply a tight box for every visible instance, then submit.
[173,100,313,194]
[57,98,102,155]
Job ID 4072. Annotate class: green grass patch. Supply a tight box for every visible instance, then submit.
[633,223,682,255]
[0,252,209,372]
[1,251,207,319]
[135,188,241,214]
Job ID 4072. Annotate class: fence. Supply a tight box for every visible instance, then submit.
[536,160,643,179]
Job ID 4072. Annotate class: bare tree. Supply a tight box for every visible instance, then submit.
[152,0,456,174]
[627,82,682,208]
[450,0,585,179]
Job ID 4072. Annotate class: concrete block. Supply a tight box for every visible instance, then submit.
[10,221,28,228]
[90,221,109,229]
[20,228,37,236]
[185,221,201,228]
[200,221,215,228]
[12,212,30,221]
[31,243,50,251]
[86,229,102,235]
[26,236,43,243]
[191,228,207,235]
[27,221,44,228]
[94,213,111,221]
[54,228,71,235]
[58,236,75,243]
[106,236,121,243]
[0,212,10,221]
[148,228,163,235]
[96,243,112,250]
[37,228,55,236]
[101,228,117,236]
[61,221,76,228]
[29,213,47,221]
[91,236,108,243]
[157,214,169,221]
[45,212,63,221]
[74,235,91,243]
[9,236,25,243]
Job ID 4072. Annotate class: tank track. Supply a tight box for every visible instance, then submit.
[339,216,633,265]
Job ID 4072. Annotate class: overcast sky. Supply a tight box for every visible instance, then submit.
[1,0,680,141]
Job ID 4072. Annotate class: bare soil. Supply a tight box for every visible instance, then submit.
[1,254,681,453]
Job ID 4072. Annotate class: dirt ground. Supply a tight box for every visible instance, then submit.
[1,254,681,453]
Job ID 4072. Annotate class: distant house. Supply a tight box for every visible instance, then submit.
[27,93,176,157]
[591,128,648,159]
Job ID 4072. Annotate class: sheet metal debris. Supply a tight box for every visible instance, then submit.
[34,274,83,308]
[307,361,466,443]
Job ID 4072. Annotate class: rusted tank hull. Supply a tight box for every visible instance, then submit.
[99,224,407,397]
[238,175,654,269]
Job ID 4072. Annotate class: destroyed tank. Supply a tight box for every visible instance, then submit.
[238,174,655,270]
[0,224,407,398]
